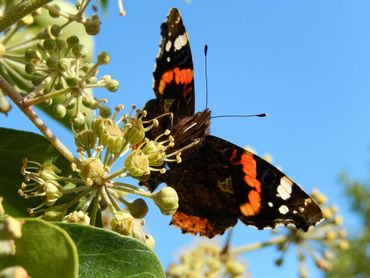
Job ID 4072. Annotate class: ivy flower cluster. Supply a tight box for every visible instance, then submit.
[19,105,185,248]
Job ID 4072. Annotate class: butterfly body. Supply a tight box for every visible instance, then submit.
[144,8,323,237]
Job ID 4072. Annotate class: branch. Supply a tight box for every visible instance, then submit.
[0,0,53,32]
[0,76,81,167]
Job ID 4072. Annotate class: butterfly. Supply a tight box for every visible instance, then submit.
[143,8,323,238]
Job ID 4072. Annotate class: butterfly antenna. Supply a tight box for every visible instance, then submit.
[212,113,268,119]
[204,44,209,109]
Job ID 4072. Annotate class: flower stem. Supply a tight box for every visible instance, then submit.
[0,0,54,32]
[231,235,288,255]
[0,76,81,166]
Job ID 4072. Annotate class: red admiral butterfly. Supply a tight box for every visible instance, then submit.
[143,8,323,237]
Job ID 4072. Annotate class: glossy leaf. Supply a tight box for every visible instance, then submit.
[0,218,78,278]
[57,223,166,278]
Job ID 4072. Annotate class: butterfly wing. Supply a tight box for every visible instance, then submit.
[161,135,323,237]
[145,8,195,133]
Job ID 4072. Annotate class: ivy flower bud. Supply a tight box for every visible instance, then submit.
[55,38,66,50]
[43,38,56,52]
[25,63,35,74]
[142,140,165,167]
[63,211,90,225]
[75,129,97,149]
[111,212,135,236]
[45,55,58,69]
[97,52,111,65]
[67,35,79,47]
[57,58,70,72]
[127,198,149,219]
[48,4,61,18]
[125,150,150,177]
[82,96,99,109]
[50,24,62,37]
[53,104,66,119]
[99,106,112,118]
[84,14,101,35]
[65,76,79,87]
[71,112,86,131]
[72,43,87,58]
[44,180,62,206]
[105,80,119,92]
[102,123,126,154]
[79,157,105,185]
[124,120,145,146]
[152,187,179,215]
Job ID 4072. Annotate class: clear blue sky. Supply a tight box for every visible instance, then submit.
[3,0,370,276]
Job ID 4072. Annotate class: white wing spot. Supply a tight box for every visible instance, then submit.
[174,33,188,50]
[165,40,172,52]
[268,202,273,207]
[277,176,293,200]
[293,210,298,214]
[167,57,171,62]
[279,205,289,215]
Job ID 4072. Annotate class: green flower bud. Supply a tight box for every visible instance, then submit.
[57,58,71,72]
[66,99,76,109]
[124,120,145,145]
[142,140,166,166]
[48,4,61,18]
[106,79,119,92]
[128,198,148,219]
[125,150,150,177]
[54,79,65,90]
[97,51,111,65]
[152,187,179,215]
[44,98,53,106]
[31,75,43,86]
[55,38,66,50]
[82,62,95,73]
[43,205,67,221]
[53,104,66,118]
[71,112,86,131]
[75,129,96,149]
[72,43,87,58]
[79,157,105,184]
[102,123,126,154]
[43,38,56,52]
[82,96,98,109]
[84,15,101,35]
[63,210,90,225]
[44,180,62,206]
[50,24,62,37]
[65,76,79,87]
[25,62,35,74]
[45,55,58,68]
[99,105,112,118]
[24,48,41,61]
[111,211,135,236]
[0,216,23,240]
[67,35,79,47]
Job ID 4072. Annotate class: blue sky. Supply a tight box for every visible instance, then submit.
[3,0,370,276]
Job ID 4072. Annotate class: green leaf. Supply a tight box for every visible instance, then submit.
[57,223,166,278]
[0,127,71,216]
[0,218,78,278]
